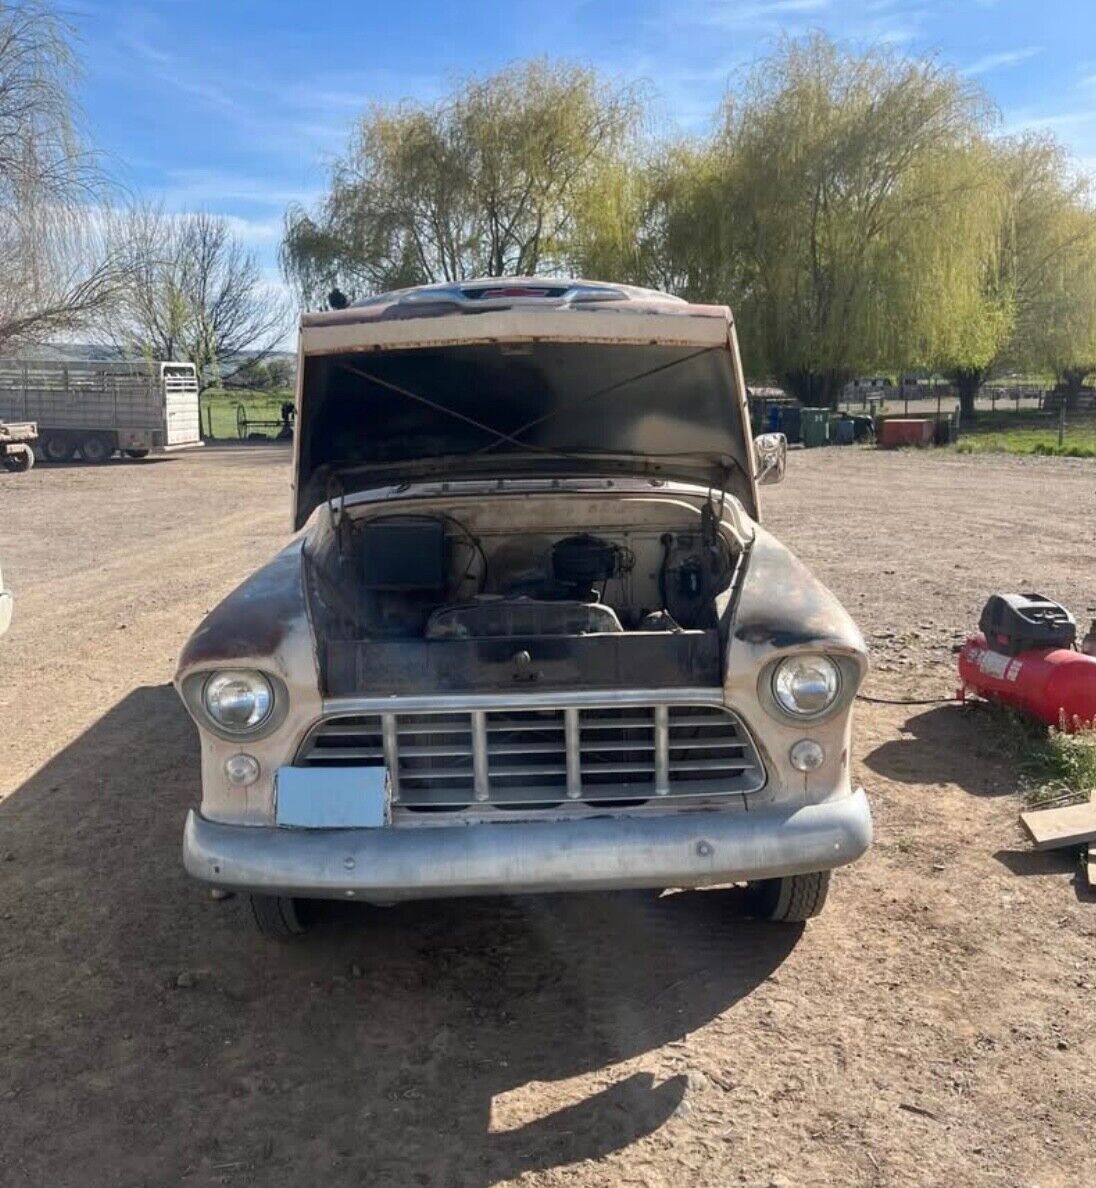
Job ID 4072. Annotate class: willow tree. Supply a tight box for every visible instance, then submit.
[903,140,1013,416]
[281,61,642,305]
[0,3,126,353]
[930,134,1096,414]
[996,138,1096,398]
[572,140,729,301]
[1025,202,1096,398]
[716,36,996,405]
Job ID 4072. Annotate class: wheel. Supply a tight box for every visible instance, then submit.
[124,448,150,459]
[236,403,247,439]
[2,445,34,472]
[745,870,831,922]
[249,894,309,938]
[41,432,75,463]
[79,433,114,464]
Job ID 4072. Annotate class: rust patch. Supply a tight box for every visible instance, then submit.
[177,542,306,672]
[731,529,865,656]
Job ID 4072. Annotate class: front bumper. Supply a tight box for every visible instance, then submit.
[183,787,872,902]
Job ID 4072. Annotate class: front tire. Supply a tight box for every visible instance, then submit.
[249,894,308,938]
[746,870,831,922]
[124,447,150,459]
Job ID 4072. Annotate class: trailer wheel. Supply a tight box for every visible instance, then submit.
[42,432,75,463]
[79,433,114,464]
[745,870,831,922]
[2,445,34,472]
[249,894,310,938]
[124,448,150,459]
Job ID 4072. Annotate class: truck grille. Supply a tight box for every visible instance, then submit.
[298,702,765,810]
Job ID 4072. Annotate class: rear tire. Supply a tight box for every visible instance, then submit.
[79,433,113,464]
[746,870,831,922]
[124,448,150,459]
[2,446,34,472]
[249,894,308,938]
[42,432,75,463]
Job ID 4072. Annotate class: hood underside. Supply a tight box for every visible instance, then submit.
[293,295,756,528]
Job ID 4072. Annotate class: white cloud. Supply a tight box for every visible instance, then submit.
[1000,108,1096,135]
[161,168,322,211]
[704,0,830,24]
[962,46,1044,77]
[218,214,285,247]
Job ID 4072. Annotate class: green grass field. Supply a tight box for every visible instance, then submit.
[954,409,1096,458]
[200,389,293,439]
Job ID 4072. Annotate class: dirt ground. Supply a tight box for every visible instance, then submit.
[1,445,1094,1188]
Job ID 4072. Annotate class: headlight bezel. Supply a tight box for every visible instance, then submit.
[203,670,275,734]
[179,668,289,741]
[759,653,856,725]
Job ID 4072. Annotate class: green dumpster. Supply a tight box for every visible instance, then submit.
[801,407,830,448]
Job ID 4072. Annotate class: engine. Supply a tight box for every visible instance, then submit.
[304,502,740,695]
[310,513,734,640]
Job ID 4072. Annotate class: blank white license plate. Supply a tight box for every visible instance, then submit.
[275,766,391,828]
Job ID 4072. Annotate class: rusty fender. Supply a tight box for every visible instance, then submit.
[721,525,868,809]
[730,526,867,659]
[174,540,322,825]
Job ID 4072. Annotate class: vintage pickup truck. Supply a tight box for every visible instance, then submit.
[175,278,871,937]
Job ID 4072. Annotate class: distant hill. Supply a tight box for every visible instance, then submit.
[9,343,296,368]
[12,342,127,363]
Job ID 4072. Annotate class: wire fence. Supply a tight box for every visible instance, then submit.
[750,384,1096,457]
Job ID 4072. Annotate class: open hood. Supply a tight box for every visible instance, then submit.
[292,279,758,529]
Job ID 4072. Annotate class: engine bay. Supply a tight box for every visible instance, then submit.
[308,509,736,641]
[304,493,743,695]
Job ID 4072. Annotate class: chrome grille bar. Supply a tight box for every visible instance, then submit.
[654,704,670,796]
[299,698,766,809]
[381,713,399,803]
[471,711,489,802]
[564,708,581,800]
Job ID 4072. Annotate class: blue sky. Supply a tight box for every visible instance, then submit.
[67,0,1096,309]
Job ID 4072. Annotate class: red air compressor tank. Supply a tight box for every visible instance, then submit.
[958,633,1096,731]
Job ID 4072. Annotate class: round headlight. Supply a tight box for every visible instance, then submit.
[772,655,841,718]
[203,670,274,733]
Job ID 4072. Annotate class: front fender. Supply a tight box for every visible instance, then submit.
[724,526,868,806]
[174,539,322,825]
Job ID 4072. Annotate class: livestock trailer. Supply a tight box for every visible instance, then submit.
[0,360,202,463]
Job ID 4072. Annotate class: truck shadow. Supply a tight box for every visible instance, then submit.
[861,703,1022,797]
[0,685,799,1187]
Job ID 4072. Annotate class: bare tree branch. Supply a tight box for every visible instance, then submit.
[100,205,291,389]
[0,1,127,353]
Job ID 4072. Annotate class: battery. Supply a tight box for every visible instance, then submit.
[359,516,446,590]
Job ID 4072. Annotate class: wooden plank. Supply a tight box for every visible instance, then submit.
[1019,800,1096,850]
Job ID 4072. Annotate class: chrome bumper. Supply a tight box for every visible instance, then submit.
[183,788,872,902]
